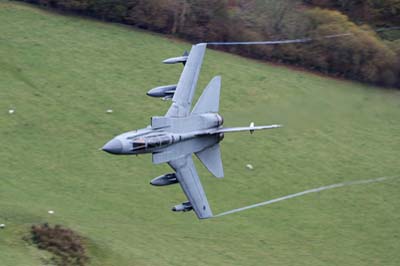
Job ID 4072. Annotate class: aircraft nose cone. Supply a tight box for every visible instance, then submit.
[102,139,123,154]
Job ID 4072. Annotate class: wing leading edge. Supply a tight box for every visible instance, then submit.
[168,155,213,219]
[166,43,207,118]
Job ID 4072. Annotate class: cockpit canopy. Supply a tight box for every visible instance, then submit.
[132,134,173,151]
[132,137,146,150]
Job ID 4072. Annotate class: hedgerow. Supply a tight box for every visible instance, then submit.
[17,0,400,88]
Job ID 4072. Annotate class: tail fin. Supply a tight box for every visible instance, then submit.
[214,124,282,134]
[195,143,224,178]
[191,76,221,115]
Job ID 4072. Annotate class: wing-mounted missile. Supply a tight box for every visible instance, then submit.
[172,201,193,212]
[162,51,188,65]
[147,84,177,99]
[150,173,178,186]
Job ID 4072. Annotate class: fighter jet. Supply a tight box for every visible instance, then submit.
[102,43,281,219]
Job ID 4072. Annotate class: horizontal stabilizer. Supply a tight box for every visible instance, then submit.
[195,144,224,178]
[191,76,221,115]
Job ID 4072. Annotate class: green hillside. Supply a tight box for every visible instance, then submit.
[1,2,400,266]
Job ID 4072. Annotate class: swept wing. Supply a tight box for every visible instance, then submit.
[166,43,207,117]
[168,155,213,219]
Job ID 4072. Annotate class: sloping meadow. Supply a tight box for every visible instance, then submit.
[1,2,400,266]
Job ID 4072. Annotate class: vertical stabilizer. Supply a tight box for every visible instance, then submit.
[191,76,221,114]
[195,144,224,178]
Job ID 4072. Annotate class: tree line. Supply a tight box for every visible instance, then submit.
[304,0,400,26]
[18,0,400,88]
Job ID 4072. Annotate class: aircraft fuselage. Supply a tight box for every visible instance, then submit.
[102,113,224,156]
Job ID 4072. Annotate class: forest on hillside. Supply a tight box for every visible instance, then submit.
[17,0,400,88]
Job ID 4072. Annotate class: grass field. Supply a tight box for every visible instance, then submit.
[1,2,400,265]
